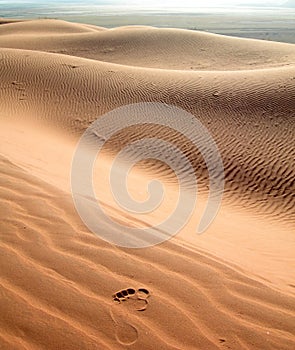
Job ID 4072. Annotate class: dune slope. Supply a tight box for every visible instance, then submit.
[1,155,295,349]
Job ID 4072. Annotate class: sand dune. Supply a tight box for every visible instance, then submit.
[0,19,106,35]
[1,19,295,349]
[1,45,294,221]
[1,19,295,70]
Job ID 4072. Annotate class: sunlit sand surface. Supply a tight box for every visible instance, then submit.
[1,19,295,349]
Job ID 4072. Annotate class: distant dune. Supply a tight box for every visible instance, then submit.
[1,19,295,70]
[1,19,295,350]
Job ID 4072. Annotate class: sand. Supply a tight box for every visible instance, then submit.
[0,19,295,349]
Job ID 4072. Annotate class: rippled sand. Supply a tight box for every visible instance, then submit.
[1,19,295,349]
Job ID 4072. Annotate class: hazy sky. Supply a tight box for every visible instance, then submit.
[0,0,285,5]
[126,0,284,5]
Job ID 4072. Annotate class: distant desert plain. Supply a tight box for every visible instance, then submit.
[0,9,295,350]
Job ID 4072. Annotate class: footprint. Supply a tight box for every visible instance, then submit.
[110,306,138,346]
[110,287,150,345]
[137,288,150,300]
[112,287,137,303]
[112,287,150,309]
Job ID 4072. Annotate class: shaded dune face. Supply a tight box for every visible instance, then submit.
[0,19,295,350]
[0,44,294,223]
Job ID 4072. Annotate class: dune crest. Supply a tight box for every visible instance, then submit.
[1,19,295,70]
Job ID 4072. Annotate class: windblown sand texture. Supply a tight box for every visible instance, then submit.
[0,19,295,349]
